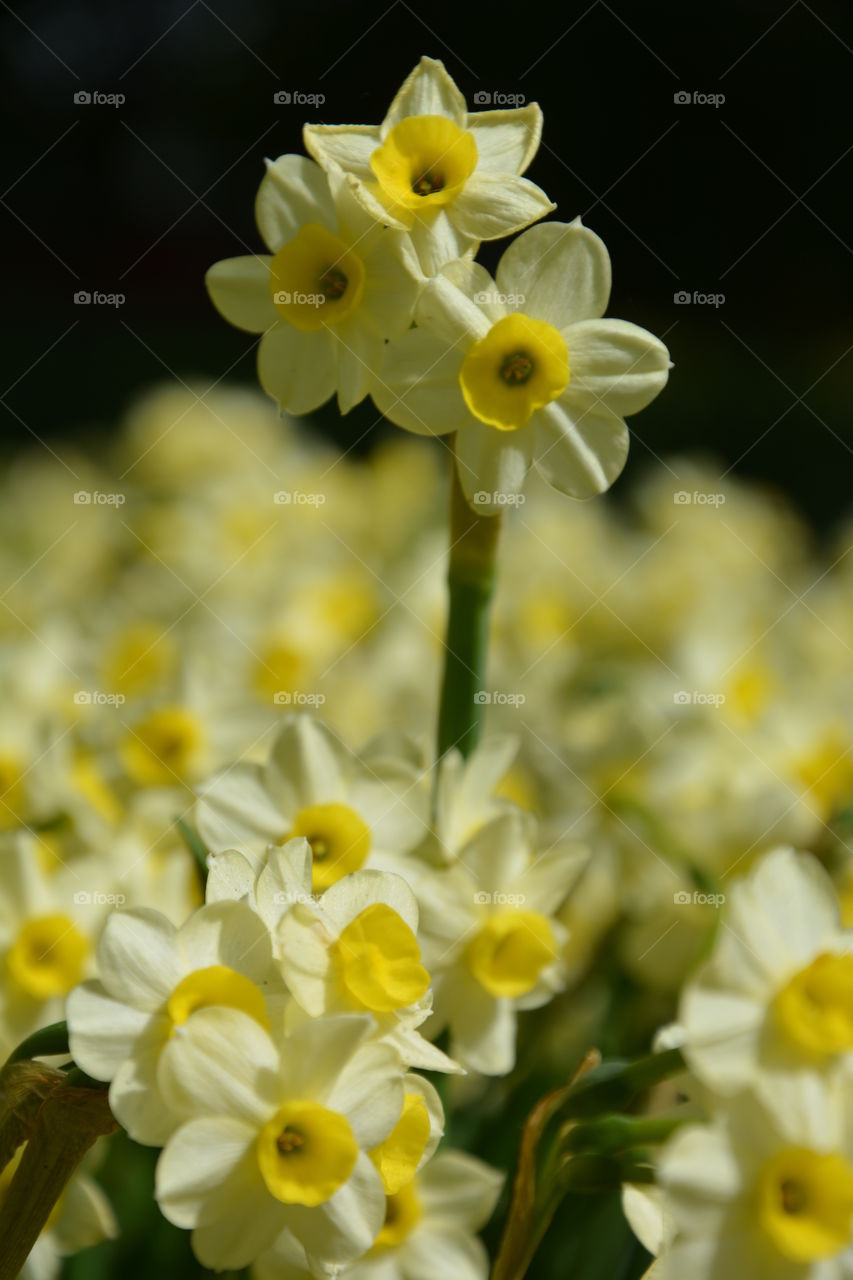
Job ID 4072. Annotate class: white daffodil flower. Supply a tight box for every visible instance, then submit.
[303,56,554,274]
[253,1148,504,1280]
[206,837,316,946]
[679,846,853,1111]
[416,810,586,1074]
[155,1008,404,1273]
[424,735,522,864]
[195,715,427,891]
[655,1085,853,1279]
[66,900,280,1145]
[279,867,460,1075]
[373,219,671,512]
[206,155,422,417]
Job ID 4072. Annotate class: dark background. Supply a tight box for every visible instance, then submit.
[2,0,852,529]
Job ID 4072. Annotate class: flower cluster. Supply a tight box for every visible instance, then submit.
[206,56,670,510]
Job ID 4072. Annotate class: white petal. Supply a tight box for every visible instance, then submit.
[402,1228,489,1280]
[279,1013,374,1103]
[496,219,611,328]
[196,762,286,860]
[357,231,423,341]
[325,1040,404,1148]
[258,325,337,416]
[454,418,533,511]
[158,1006,279,1123]
[335,325,377,415]
[321,869,419,933]
[109,1034,177,1146]
[205,849,256,905]
[514,843,589,914]
[302,125,380,181]
[373,329,467,436]
[52,1172,118,1251]
[534,398,628,498]
[415,263,493,345]
[66,981,153,1079]
[418,1149,504,1229]
[205,256,276,333]
[449,982,516,1075]
[458,810,534,892]
[283,1152,385,1265]
[382,57,467,133]
[451,173,554,241]
[410,209,476,275]
[278,904,335,1016]
[96,908,180,1010]
[156,1115,256,1225]
[255,155,336,253]
[465,104,544,174]
[177,900,274,984]
[564,319,670,416]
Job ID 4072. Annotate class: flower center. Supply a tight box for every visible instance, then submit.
[459,314,570,432]
[334,903,430,1013]
[257,1100,358,1206]
[756,1147,853,1262]
[6,914,89,999]
[466,909,556,998]
[166,965,270,1032]
[369,115,478,213]
[370,1093,431,1193]
[287,802,371,891]
[371,1182,423,1252]
[775,952,853,1055]
[270,224,365,332]
[121,705,203,785]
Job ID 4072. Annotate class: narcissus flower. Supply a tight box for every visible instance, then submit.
[66,900,279,1144]
[416,811,586,1073]
[155,1008,404,1271]
[206,155,421,416]
[195,715,427,890]
[253,1148,504,1280]
[373,220,671,511]
[279,867,459,1074]
[655,1086,853,1279]
[679,846,853,1109]
[303,56,554,273]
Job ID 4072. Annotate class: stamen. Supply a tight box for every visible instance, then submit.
[412,171,444,196]
[319,266,348,300]
[501,352,534,385]
[276,1126,305,1154]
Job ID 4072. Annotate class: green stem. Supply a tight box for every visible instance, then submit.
[566,1111,691,1156]
[5,1022,70,1066]
[437,441,502,760]
[557,1048,686,1120]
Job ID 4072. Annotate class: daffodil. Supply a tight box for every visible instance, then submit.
[372,219,671,511]
[253,1148,504,1280]
[415,810,585,1073]
[206,156,421,416]
[279,866,460,1074]
[155,1007,405,1271]
[655,1085,853,1279]
[679,846,853,1110]
[66,900,280,1145]
[303,56,554,274]
[194,714,427,890]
